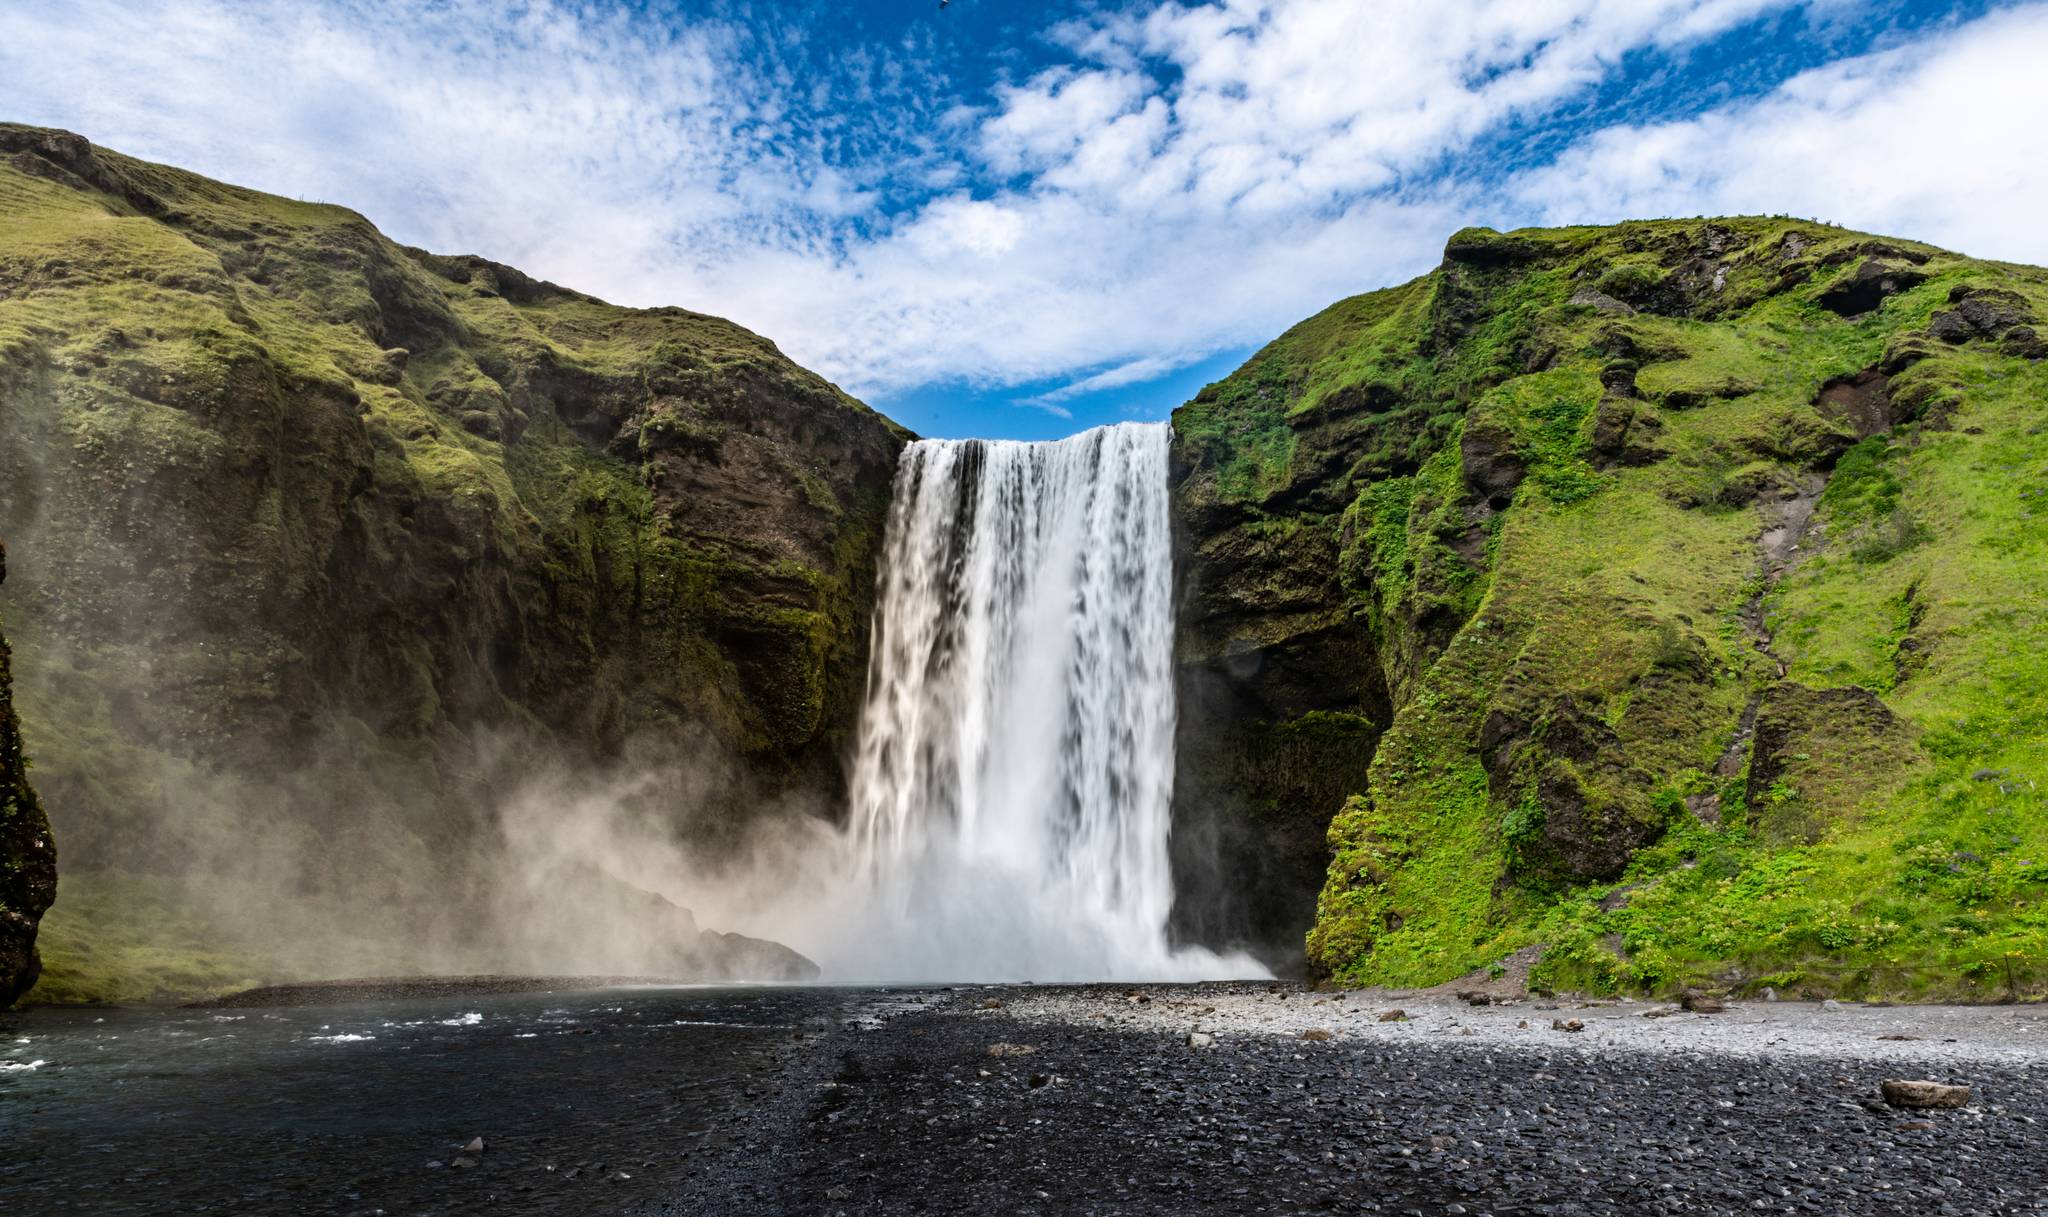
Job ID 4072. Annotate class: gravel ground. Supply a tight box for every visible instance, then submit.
[671,984,2048,1217]
[1004,984,2048,1068]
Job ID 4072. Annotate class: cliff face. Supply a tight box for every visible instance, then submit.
[0,544,57,1006]
[0,126,907,997]
[1172,218,2048,997]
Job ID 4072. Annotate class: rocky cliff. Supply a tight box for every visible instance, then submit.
[0,125,907,999]
[0,543,57,1006]
[1172,218,2048,997]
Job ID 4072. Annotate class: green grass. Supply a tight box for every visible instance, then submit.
[27,872,273,1005]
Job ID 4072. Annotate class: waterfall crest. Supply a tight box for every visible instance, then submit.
[838,421,1233,980]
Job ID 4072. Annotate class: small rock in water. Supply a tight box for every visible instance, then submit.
[1881,1079,1971,1110]
[985,1042,1037,1057]
[451,1156,479,1169]
[825,1185,854,1201]
[1822,999,1846,1012]
[1378,1010,1408,1023]
[1680,990,1726,1014]
[1641,1006,1679,1019]
[1458,991,1492,1007]
[463,1137,485,1155]
[1186,1032,1215,1049]
[979,998,1004,1010]
[1552,1018,1585,1033]
[1877,1034,1923,1041]
[1028,1073,1051,1089]
[1300,1028,1334,1042]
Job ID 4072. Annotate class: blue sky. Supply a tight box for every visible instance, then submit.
[4,0,2045,439]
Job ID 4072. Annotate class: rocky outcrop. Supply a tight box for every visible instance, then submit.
[0,544,57,1006]
[1744,682,1917,845]
[1177,217,2033,997]
[0,125,903,996]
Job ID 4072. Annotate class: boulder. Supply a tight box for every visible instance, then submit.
[1880,1080,1971,1110]
[2000,325,2048,361]
[1568,288,1636,315]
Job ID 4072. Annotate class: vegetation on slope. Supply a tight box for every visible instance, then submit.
[0,125,907,1003]
[1172,216,2048,998]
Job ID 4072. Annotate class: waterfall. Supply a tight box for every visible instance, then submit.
[837,421,1235,981]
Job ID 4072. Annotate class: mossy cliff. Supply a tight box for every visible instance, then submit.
[1172,218,2048,997]
[0,126,906,1000]
[0,543,57,1005]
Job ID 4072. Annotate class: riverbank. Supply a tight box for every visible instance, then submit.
[7,982,2042,1215]
[672,983,2048,1216]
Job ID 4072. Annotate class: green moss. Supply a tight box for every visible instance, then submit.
[1185,215,2048,998]
[27,872,271,1005]
[0,124,908,1002]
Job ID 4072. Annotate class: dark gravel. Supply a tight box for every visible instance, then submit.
[8,983,2043,1216]
[672,987,2048,1217]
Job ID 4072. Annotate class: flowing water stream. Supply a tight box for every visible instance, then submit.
[831,421,1243,981]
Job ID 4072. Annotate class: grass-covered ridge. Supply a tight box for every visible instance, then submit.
[0,125,908,1004]
[1172,215,2048,998]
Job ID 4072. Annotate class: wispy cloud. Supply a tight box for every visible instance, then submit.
[1508,2,2048,264]
[3,0,2043,433]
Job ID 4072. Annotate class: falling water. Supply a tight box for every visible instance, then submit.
[835,421,1241,981]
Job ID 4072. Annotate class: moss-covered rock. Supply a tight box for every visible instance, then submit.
[0,126,907,1000]
[1174,216,2048,998]
[0,543,57,1007]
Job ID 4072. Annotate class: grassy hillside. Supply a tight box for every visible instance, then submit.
[0,125,908,1003]
[1172,217,2048,999]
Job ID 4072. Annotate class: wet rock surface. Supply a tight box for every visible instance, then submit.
[0,984,906,1216]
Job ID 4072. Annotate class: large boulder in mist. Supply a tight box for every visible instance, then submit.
[507,859,818,982]
[0,544,57,1006]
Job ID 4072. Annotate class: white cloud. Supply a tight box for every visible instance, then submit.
[1508,3,2048,265]
[3,0,2043,430]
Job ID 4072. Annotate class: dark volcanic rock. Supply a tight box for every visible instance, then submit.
[1590,396,1669,468]
[2000,324,2048,360]
[1459,419,1526,508]
[0,543,57,1008]
[1746,683,1917,844]
[1931,285,2038,345]
[1817,259,1928,317]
